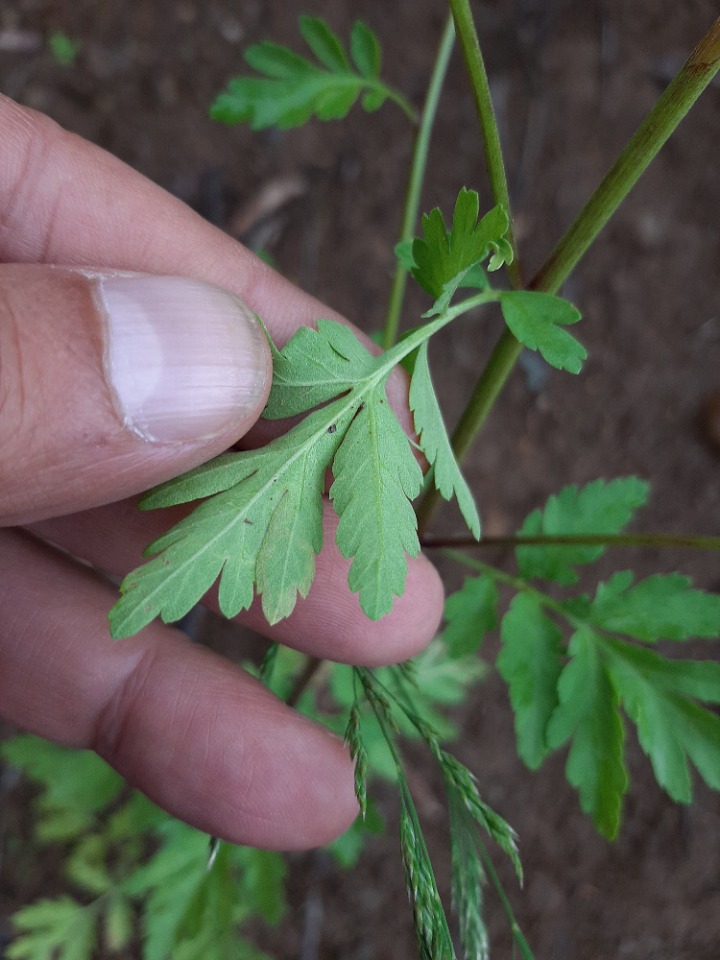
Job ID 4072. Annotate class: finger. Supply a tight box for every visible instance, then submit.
[0,529,358,849]
[0,264,270,525]
[1,95,356,346]
[0,95,414,438]
[31,498,445,666]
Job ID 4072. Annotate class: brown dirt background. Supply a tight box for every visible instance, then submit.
[1,0,720,958]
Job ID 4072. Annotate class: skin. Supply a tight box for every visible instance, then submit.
[0,95,444,851]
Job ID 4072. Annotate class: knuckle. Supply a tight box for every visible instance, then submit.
[0,99,67,262]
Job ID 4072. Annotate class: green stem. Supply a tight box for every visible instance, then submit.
[419,16,720,532]
[381,84,420,125]
[445,550,585,629]
[423,532,720,551]
[448,0,522,290]
[447,550,687,654]
[382,15,456,349]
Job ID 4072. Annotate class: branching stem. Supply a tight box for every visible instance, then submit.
[419,15,720,533]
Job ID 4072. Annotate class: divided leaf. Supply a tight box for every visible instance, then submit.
[0,737,123,842]
[546,626,628,839]
[409,189,513,309]
[603,638,720,803]
[499,290,586,373]
[589,571,720,642]
[264,317,377,419]
[210,17,395,129]
[331,385,423,618]
[493,513,720,838]
[110,405,346,635]
[110,320,424,635]
[517,477,650,584]
[6,899,98,960]
[125,824,240,960]
[498,594,564,770]
[408,342,480,538]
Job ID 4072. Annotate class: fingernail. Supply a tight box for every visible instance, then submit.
[96,275,268,442]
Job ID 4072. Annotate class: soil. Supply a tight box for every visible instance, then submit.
[1,1,719,958]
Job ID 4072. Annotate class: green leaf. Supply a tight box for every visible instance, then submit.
[235,848,287,926]
[110,407,344,634]
[517,477,650,585]
[131,832,283,960]
[408,342,480,538]
[104,894,134,953]
[210,17,393,129]
[394,240,415,272]
[500,290,586,373]
[350,20,381,78]
[124,824,209,960]
[603,638,720,803]
[497,594,564,769]
[7,898,99,960]
[410,189,513,308]
[0,737,123,842]
[126,820,262,960]
[590,571,720,642]
[546,627,628,838]
[407,638,487,710]
[66,837,114,896]
[264,317,377,419]
[331,384,423,618]
[299,15,350,71]
[110,320,423,633]
[441,575,499,658]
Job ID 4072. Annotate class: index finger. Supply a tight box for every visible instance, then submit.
[0,94,341,347]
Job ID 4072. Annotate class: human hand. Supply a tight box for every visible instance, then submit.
[0,95,444,850]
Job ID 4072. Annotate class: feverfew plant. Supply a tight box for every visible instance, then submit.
[3,7,720,960]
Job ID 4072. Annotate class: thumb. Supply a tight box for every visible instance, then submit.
[0,264,271,525]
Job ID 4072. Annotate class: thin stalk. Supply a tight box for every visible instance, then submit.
[444,550,585,627]
[382,15,456,349]
[475,841,534,960]
[422,532,720,551]
[446,549,678,650]
[448,0,522,289]
[419,16,720,532]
